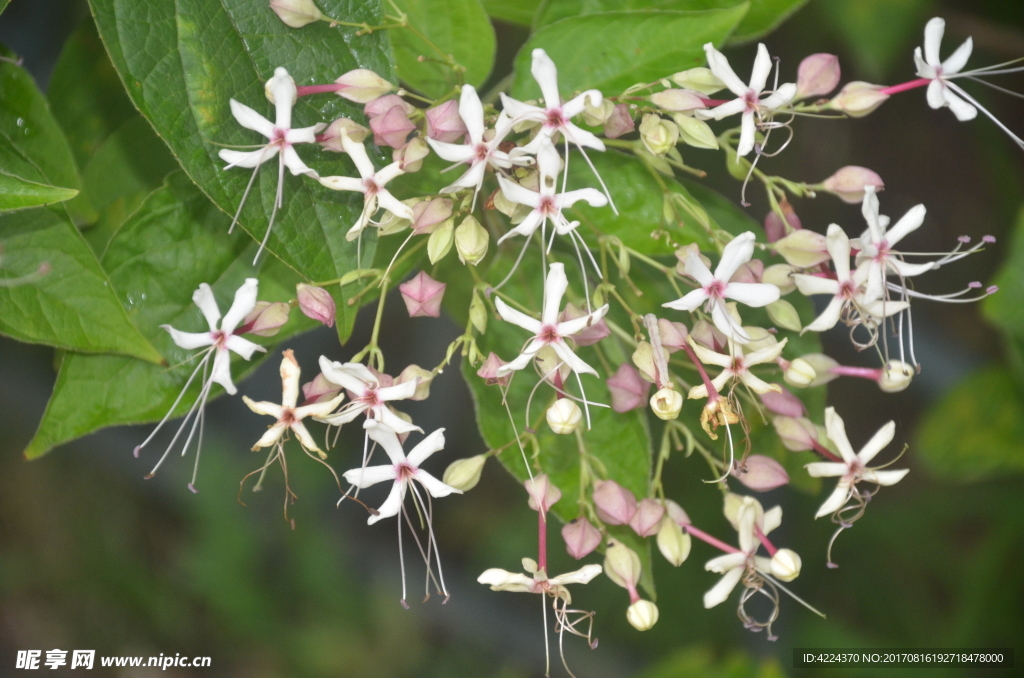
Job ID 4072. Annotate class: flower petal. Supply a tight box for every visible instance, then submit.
[219,147,277,169]
[364,420,408,464]
[221,278,259,333]
[815,478,852,518]
[749,43,773,93]
[229,98,275,138]
[161,326,214,350]
[549,563,603,586]
[943,87,977,121]
[494,298,543,335]
[560,121,606,151]
[406,428,447,466]
[662,288,708,313]
[251,422,287,450]
[426,137,476,163]
[803,296,845,333]
[459,84,485,143]
[551,340,598,377]
[856,420,896,465]
[542,262,570,326]
[724,281,779,308]
[710,300,752,344]
[924,17,945,66]
[885,204,927,247]
[318,175,366,192]
[290,420,322,453]
[282,146,317,178]
[736,112,756,157]
[224,334,265,360]
[824,407,858,463]
[760,82,797,110]
[705,552,747,573]
[210,348,236,395]
[192,283,221,330]
[716,232,757,281]
[792,274,840,297]
[927,79,946,109]
[368,480,404,524]
[343,464,397,488]
[805,461,847,477]
[863,468,909,486]
[704,43,747,96]
[497,174,541,209]
[341,132,377,178]
[942,36,973,74]
[531,48,562,108]
[414,468,461,498]
[242,396,284,419]
[703,567,743,608]
[557,187,608,210]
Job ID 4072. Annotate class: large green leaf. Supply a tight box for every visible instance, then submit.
[89,0,396,343]
[480,0,541,25]
[534,0,804,43]
[0,172,78,211]
[390,0,496,98]
[916,367,1024,482]
[25,173,317,460]
[511,6,749,100]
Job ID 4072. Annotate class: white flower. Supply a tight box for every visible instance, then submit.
[479,559,603,604]
[241,349,344,457]
[317,131,414,241]
[805,407,909,519]
[342,420,460,524]
[686,336,787,399]
[854,187,932,302]
[914,17,977,121]
[703,496,775,608]
[495,262,608,378]
[662,232,780,343]
[496,138,607,245]
[314,357,421,434]
[219,68,325,258]
[698,43,797,157]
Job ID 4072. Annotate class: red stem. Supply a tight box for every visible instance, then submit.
[879,78,930,96]
[754,525,778,557]
[538,510,548,573]
[683,342,720,402]
[810,438,843,463]
[830,365,882,381]
[684,524,740,554]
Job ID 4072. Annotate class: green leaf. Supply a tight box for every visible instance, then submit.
[0,171,78,211]
[390,0,496,97]
[0,44,91,223]
[480,0,541,25]
[983,205,1024,337]
[0,206,162,363]
[0,0,9,16]
[24,173,317,460]
[89,0,396,343]
[511,6,749,100]
[729,0,808,43]
[916,367,1024,482]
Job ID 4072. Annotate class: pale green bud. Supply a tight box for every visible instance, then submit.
[547,399,582,435]
[770,548,802,582]
[626,600,659,631]
[469,292,487,334]
[656,518,691,567]
[763,264,798,295]
[784,358,818,388]
[638,114,679,156]
[670,67,725,95]
[650,387,683,420]
[673,113,719,149]
[427,220,454,264]
[455,215,489,265]
[442,454,487,492]
[766,299,803,333]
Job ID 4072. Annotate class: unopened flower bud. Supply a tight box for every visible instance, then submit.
[270,0,324,28]
[670,67,725,95]
[443,454,487,492]
[364,94,415,118]
[760,387,806,417]
[369,105,416,149]
[664,499,691,526]
[690,319,727,352]
[606,363,650,413]
[629,498,666,537]
[469,292,487,334]
[409,197,452,235]
[301,372,342,404]
[800,353,840,387]
[397,364,433,400]
[783,358,818,388]
[730,259,764,284]
[593,480,637,525]
[399,270,446,318]
[562,517,602,559]
[603,104,635,139]
[296,284,335,327]
[333,69,395,103]
[764,202,802,243]
[319,117,370,151]
[477,352,510,386]
[733,455,790,491]
[525,474,562,513]
[657,518,691,566]
[650,89,705,112]
[603,539,642,588]
[763,264,798,295]
[769,548,802,582]
[425,99,467,143]
[657,319,689,353]
[672,113,718,149]
[830,81,889,117]
[772,229,830,267]
[767,299,802,333]
[796,53,840,99]
[455,215,489,265]
[742,326,778,352]
[241,301,291,336]
[879,360,914,392]
[650,387,683,420]
[772,416,818,451]
[427,220,454,263]
[819,165,885,204]
[392,136,429,172]
[582,96,615,126]
[560,302,609,346]
[631,341,658,383]
[535,346,570,386]
[626,600,659,631]
[639,114,679,156]
[547,399,582,435]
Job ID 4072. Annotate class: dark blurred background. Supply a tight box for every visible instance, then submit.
[1,0,1023,676]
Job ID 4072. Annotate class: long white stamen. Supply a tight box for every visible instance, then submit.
[946,81,1024,150]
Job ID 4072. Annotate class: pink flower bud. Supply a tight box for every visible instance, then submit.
[830,81,889,117]
[729,259,764,284]
[270,0,324,28]
[759,387,806,417]
[425,99,468,143]
[393,137,429,172]
[476,352,509,386]
[525,474,562,513]
[301,373,342,405]
[819,166,885,204]
[629,499,666,537]
[411,197,453,234]
[369,105,416,149]
[592,479,637,525]
[664,499,691,526]
[603,104,635,139]
[772,416,819,452]
[333,69,395,104]
[796,53,841,99]
[239,301,291,337]
[690,319,726,352]
[657,319,689,353]
[764,202,802,243]
[364,94,415,118]
[732,455,790,492]
[398,271,446,318]
[296,284,335,327]
[559,302,610,346]
[606,363,650,413]
[649,89,705,112]
[319,117,370,151]
[562,517,602,559]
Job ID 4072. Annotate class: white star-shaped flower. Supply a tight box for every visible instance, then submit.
[343,420,459,524]
[495,262,608,378]
[914,17,977,121]
[698,43,797,157]
[703,496,776,608]
[686,336,787,399]
[662,232,780,344]
[805,407,909,519]
[479,559,602,604]
[242,349,345,458]
[318,131,414,241]
[854,187,932,302]
[314,357,420,434]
